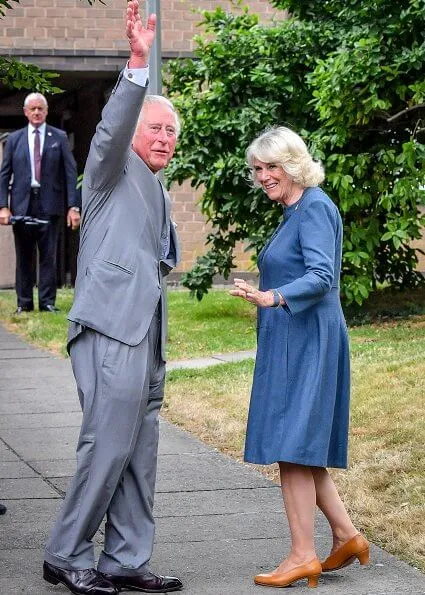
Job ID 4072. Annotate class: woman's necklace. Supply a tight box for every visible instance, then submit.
[283,184,305,209]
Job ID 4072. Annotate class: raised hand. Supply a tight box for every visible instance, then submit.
[126,0,156,68]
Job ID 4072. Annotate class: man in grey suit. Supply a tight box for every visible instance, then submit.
[43,2,182,593]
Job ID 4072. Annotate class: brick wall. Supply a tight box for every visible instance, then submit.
[0,0,276,53]
[171,180,253,274]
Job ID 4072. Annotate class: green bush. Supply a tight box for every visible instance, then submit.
[166,0,425,304]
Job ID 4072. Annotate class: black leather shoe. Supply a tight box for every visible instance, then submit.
[43,561,119,594]
[40,304,60,312]
[102,570,183,593]
[0,503,6,515]
[14,306,33,314]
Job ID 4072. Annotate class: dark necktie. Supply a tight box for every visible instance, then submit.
[34,129,41,183]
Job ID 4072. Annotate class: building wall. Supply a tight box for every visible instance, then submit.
[0,0,276,53]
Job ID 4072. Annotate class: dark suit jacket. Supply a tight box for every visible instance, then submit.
[0,124,78,215]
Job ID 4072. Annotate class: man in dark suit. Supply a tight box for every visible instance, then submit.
[0,92,80,313]
[43,2,182,594]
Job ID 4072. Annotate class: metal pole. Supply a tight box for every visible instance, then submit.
[146,0,162,95]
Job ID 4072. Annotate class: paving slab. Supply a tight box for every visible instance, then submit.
[154,486,282,518]
[46,474,72,493]
[158,420,212,455]
[1,477,60,499]
[0,374,75,391]
[0,343,36,351]
[0,426,80,460]
[0,410,82,429]
[1,356,67,371]
[0,441,20,462]
[212,349,257,363]
[153,510,288,544]
[166,356,233,371]
[0,498,62,523]
[0,350,51,360]
[27,458,76,478]
[0,460,39,479]
[155,451,272,492]
[0,324,424,595]
[166,349,256,371]
[0,394,79,415]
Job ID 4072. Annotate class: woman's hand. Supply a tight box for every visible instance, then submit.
[229,278,279,308]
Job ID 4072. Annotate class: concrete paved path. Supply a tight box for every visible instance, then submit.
[0,325,424,594]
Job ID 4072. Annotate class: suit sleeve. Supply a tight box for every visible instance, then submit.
[277,199,337,315]
[0,135,14,209]
[59,131,78,208]
[84,73,148,192]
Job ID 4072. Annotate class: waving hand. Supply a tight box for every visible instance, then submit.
[126,0,156,68]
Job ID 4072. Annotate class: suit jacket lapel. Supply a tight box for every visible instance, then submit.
[158,180,180,268]
[159,179,171,223]
[19,128,31,173]
[41,126,55,169]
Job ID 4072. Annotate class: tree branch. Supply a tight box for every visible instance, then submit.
[387,103,425,123]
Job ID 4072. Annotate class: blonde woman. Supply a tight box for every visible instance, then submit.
[231,127,369,589]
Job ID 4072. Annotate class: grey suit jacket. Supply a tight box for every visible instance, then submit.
[68,73,179,359]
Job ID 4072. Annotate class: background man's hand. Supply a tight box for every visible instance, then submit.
[0,207,11,225]
[127,0,156,68]
[67,208,81,230]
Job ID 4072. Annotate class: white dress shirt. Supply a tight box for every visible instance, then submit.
[124,63,149,87]
[28,122,46,188]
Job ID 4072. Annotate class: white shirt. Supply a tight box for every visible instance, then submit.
[123,65,170,254]
[124,63,149,87]
[28,122,46,188]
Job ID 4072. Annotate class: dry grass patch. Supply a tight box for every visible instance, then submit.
[163,316,425,572]
[164,361,254,457]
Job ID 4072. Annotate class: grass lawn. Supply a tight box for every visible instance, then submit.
[0,288,256,359]
[0,286,424,570]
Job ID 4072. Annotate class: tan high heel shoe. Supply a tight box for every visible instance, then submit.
[321,533,370,572]
[254,558,322,588]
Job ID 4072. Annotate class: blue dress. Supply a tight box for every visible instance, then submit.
[244,187,350,469]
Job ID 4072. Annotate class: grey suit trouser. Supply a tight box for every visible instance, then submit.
[45,306,165,576]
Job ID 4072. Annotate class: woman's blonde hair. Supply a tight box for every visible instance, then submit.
[246,126,325,187]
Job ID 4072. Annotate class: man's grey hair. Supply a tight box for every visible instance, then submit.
[138,95,181,137]
[24,92,48,109]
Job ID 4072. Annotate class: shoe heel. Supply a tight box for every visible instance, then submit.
[357,548,370,565]
[307,574,320,588]
[43,571,59,585]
